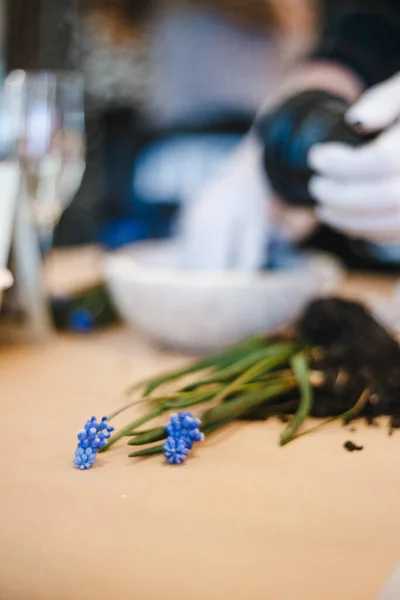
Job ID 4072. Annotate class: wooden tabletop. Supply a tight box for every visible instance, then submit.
[0,324,400,600]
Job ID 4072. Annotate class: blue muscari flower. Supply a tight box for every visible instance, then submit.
[163,411,204,464]
[73,416,114,470]
[73,446,97,470]
[164,437,190,464]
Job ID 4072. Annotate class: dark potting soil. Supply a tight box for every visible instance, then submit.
[390,415,400,429]
[300,298,400,417]
[241,298,400,427]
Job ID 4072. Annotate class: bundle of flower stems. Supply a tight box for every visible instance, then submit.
[73,298,400,470]
[100,333,368,460]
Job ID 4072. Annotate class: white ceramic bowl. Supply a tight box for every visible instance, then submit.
[104,241,343,353]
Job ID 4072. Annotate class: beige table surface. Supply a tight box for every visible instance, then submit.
[1,262,400,600]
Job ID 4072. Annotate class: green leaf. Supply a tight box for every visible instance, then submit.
[141,335,269,397]
[201,416,237,435]
[280,352,313,446]
[211,347,298,408]
[127,427,167,446]
[160,389,217,409]
[100,407,165,452]
[288,387,370,443]
[201,380,295,426]
[209,335,272,372]
[183,343,298,391]
[129,444,164,458]
[201,399,300,434]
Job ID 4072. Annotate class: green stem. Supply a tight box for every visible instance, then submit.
[128,426,167,446]
[209,347,297,408]
[136,334,270,397]
[202,399,300,432]
[202,380,296,426]
[160,389,217,409]
[111,336,276,420]
[129,445,165,458]
[108,387,219,424]
[280,352,313,446]
[124,376,155,398]
[289,387,370,443]
[100,407,165,452]
[183,343,297,392]
[107,395,153,421]
[128,399,302,458]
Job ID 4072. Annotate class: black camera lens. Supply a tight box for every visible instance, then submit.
[256,90,374,207]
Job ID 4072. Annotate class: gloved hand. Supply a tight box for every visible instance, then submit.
[179,136,270,270]
[309,72,400,243]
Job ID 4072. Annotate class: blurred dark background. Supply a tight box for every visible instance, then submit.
[4,0,324,248]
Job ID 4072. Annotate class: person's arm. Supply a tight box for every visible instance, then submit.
[179,57,361,270]
[313,0,400,89]
[179,55,363,269]
[180,1,400,269]
[262,0,400,113]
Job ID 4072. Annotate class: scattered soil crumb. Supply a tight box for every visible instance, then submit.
[344,440,363,452]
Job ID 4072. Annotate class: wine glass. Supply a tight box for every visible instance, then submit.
[2,69,86,251]
[0,70,85,340]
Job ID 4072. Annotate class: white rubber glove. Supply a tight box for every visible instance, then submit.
[178,135,270,271]
[308,72,400,243]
